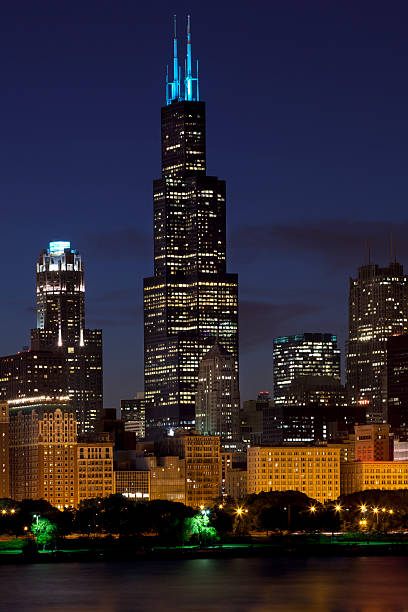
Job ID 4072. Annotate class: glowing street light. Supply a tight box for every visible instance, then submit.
[360,504,367,513]
[335,504,342,512]
[389,509,394,515]
[359,519,367,528]
[236,507,243,516]
[309,506,316,513]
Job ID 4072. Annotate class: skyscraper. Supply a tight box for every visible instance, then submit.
[30,241,103,432]
[347,261,408,423]
[144,17,238,433]
[273,333,341,404]
[387,334,408,435]
[195,342,240,445]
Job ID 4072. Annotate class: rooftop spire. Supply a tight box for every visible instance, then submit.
[166,15,181,105]
[184,15,199,101]
[165,14,200,105]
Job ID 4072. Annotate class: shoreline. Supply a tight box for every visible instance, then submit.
[3,539,408,564]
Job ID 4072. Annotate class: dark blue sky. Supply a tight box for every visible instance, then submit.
[1,0,408,406]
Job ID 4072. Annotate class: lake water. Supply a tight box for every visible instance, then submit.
[1,556,408,611]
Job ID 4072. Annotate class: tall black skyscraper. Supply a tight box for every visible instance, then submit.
[347,261,408,423]
[144,17,238,432]
[30,241,103,432]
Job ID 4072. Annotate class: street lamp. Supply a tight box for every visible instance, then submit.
[360,504,367,513]
[309,506,316,514]
[335,504,342,512]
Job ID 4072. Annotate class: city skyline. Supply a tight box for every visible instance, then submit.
[1,2,408,405]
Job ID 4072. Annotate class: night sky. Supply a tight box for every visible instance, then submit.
[1,0,408,406]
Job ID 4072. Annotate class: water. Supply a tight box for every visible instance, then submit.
[1,556,408,611]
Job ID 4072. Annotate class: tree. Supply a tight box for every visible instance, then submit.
[31,517,58,551]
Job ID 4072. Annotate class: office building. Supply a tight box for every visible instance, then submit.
[341,461,408,495]
[387,334,408,435]
[115,470,151,500]
[0,350,66,402]
[393,438,408,461]
[77,441,114,504]
[241,392,271,446]
[247,446,341,503]
[273,334,340,405]
[0,403,9,498]
[144,18,238,433]
[347,261,408,423]
[8,397,77,508]
[263,403,364,446]
[354,423,391,461]
[30,241,103,432]
[120,394,146,439]
[195,342,240,444]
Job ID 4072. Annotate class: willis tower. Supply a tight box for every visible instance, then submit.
[144,17,239,433]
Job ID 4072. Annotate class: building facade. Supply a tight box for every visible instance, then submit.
[247,446,341,503]
[144,19,238,433]
[387,334,408,435]
[195,343,240,445]
[115,470,150,500]
[120,394,146,439]
[341,461,408,495]
[0,403,9,498]
[347,261,408,423]
[273,334,340,405]
[8,398,77,508]
[354,423,391,461]
[77,442,114,504]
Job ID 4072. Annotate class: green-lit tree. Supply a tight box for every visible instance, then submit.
[184,510,218,547]
[31,517,58,551]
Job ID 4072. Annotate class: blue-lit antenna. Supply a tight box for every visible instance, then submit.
[184,15,199,101]
[166,15,181,105]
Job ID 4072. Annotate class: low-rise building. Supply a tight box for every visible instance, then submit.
[354,424,391,461]
[77,442,114,504]
[114,470,150,500]
[341,461,408,495]
[247,446,341,503]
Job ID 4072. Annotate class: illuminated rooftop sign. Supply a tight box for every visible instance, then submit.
[49,241,71,254]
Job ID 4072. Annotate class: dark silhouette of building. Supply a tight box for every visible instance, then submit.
[347,261,408,423]
[144,18,238,433]
[387,334,408,435]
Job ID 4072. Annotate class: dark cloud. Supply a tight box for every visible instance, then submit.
[240,300,323,351]
[83,228,151,260]
[232,219,408,269]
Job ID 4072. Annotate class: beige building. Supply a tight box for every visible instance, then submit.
[115,470,150,500]
[180,433,220,507]
[247,446,341,503]
[77,442,114,504]
[341,461,408,495]
[9,397,77,508]
[225,468,247,502]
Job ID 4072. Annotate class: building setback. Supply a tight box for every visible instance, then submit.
[347,261,408,423]
[144,18,238,433]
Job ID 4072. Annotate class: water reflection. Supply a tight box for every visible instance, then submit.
[0,557,408,611]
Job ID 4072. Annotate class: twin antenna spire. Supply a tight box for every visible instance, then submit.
[166,15,199,105]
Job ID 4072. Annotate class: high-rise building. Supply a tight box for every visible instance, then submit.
[387,334,408,435]
[30,241,103,432]
[143,17,238,433]
[0,403,9,498]
[0,350,66,401]
[120,393,146,439]
[195,342,240,445]
[273,334,341,404]
[347,262,408,423]
[241,393,271,446]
